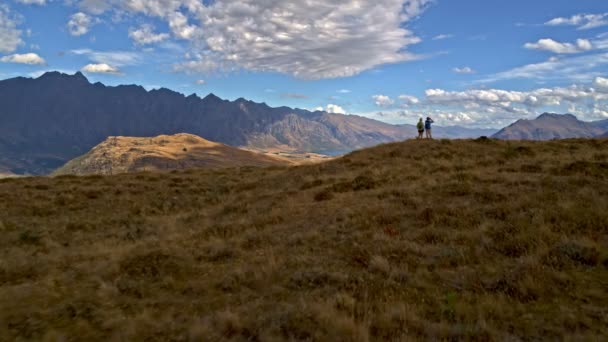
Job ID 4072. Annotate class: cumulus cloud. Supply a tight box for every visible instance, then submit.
[398,95,420,105]
[0,5,23,54]
[368,77,608,127]
[184,0,430,79]
[369,108,485,127]
[479,52,608,83]
[545,13,608,30]
[595,76,608,88]
[167,11,201,40]
[195,79,205,85]
[524,38,593,54]
[78,0,111,15]
[452,66,476,74]
[61,0,432,79]
[77,0,203,39]
[373,95,395,107]
[67,12,98,36]
[315,104,348,114]
[71,48,141,66]
[423,82,608,121]
[0,52,46,65]
[81,63,121,74]
[424,86,608,107]
[325,104,347,114]
[128,24,170,45]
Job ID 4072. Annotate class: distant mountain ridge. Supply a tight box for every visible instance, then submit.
[0,72,494,175]
[53,133,290,176]
[492,113,608,140]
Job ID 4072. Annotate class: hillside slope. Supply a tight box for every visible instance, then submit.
[493,113,607,140]
[53,133,291,176]
[1,139,607,340]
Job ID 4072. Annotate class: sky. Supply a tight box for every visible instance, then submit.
[1,0,608,128]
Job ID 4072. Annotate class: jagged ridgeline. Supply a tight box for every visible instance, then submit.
[0,72,495,176]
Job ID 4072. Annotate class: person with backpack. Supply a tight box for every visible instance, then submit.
[425,117,434,139]
[416,118,425,139]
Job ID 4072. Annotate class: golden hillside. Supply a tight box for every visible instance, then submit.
[1,138,607,340]
[53,133,291,176]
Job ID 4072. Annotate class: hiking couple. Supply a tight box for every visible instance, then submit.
[417,117,434,139]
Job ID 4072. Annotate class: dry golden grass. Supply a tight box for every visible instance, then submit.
[53,133,292,176]
[1,138,607,341]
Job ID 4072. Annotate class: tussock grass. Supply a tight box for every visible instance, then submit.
[1,139,607,340]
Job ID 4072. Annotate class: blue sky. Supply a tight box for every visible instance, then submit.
[1,0,608,128]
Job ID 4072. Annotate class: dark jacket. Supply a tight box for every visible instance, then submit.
[417,121,424,131]
[425,118,434,130]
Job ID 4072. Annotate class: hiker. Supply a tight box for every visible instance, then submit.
[425,117,434,139]
[416,118,425,139]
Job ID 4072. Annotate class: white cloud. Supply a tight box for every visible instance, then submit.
[366,77,608,127]
[480,52,608,83]
[423,82,608,120]
[81,63,121,74]
[595,76,608,88]
[373,95,395,107]
[398,94,420,105]
[337,89,351,94]
[71,48,141,66]
[315,104,347,114]
[195,79,205,85]
[59,0,433,79]
[167,11,201,40]
[67,12,98,36]
[16,0,46,4]
[128,24,170,45]
[182,0,430,79]
[0,52,45,65]
[0,5,23,54]
[432,34,453,40]
[122,0,205,17]
[366,108,490,127]
[524,38,593,54]
[452,66,476,74]
[78,0,203,39]
[545,13,608,30]
[78,0,111,15]
[325,104,347,114]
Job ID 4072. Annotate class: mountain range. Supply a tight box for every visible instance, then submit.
[492,113,608,140]
[0,72,495,175]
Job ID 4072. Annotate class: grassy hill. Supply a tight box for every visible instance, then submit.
[1,139,607,340]
[53,133,292,176]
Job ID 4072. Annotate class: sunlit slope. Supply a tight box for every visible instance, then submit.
[53,133,291,175]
